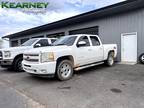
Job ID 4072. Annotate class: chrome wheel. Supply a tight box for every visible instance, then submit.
[106,52,114,66]
[57,60,73,81]
[108,56,114,66]
[60,63,72,78]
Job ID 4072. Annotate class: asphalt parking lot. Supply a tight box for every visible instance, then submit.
[0,64,144,108]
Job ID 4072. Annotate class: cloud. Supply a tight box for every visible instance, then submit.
[66,0,126,12]
[0,8,79,36]
[0,0,125,36]
[83,0,126,8]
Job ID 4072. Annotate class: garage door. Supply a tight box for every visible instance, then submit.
[69,26,99,35]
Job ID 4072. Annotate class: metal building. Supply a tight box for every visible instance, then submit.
[3,0,144,63]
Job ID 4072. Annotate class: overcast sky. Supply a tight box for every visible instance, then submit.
[0,0,125,37]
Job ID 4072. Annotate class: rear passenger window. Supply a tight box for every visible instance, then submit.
[90,36,100,46]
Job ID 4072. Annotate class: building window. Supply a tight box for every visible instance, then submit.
[46,32,65,38]
[20,38,29,44]
[32,35,44,38]
[11,40,18,47]
[69,26,99,35]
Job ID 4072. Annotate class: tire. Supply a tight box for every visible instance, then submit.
[139,53,144,64]
[105,52,114,66]
[56,60,73,81]
[13,57,23,72]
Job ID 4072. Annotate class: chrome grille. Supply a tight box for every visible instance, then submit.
[24,54,39,62]
[24,54,39,56]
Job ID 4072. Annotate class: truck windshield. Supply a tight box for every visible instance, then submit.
[53,36,77,46]
[22,39,38,46]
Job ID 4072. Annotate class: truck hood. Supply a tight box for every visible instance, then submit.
[24,45,71,54]
[0,46,31,52]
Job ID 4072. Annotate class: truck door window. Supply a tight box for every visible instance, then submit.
[51,39,57,43]
[77,36,90,47]
[90,36,100,46]
[35,39,49,47]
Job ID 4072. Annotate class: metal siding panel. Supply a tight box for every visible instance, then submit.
[98,9,143,61]
[8,9,144,62]
[140,9,144,56]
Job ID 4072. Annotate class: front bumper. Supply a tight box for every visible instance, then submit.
[0,59,13,67]
[22,61,56,75]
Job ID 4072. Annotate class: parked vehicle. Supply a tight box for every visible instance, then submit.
[0,38,57,71]
[0,38,9,49]
[139,53,144,64]
[22,34,117,80]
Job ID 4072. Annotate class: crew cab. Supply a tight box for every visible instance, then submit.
[22,34,117,80]
[0,38,57,71]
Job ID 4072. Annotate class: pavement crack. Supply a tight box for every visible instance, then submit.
[57,86,71,90]
[0,79,46,108]
[14,89,46,108]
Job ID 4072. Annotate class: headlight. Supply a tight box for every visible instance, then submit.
[4,51,11,58]
[40,52,54,63]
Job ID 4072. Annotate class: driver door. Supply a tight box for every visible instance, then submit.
[75,36,92,66]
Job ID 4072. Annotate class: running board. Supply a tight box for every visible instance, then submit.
[74,62,104,71]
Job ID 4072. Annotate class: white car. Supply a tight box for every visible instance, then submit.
[22,34,117,80]
[0,38,57,71]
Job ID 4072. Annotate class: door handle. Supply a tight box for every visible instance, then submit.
[88,49,92,51]
[100,47,103,50]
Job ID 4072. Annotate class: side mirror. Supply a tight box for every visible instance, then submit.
[77,41,86,47]
[34,43,41,48]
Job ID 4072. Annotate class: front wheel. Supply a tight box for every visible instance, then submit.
[105,52,114,66]
[13,57,23,72]
[56,60,73,81]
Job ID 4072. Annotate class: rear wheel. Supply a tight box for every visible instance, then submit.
[13,57,23,72]
[105,52,114,66]
[56,60,73,81]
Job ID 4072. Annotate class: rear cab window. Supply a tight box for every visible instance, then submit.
[90,36,100,46]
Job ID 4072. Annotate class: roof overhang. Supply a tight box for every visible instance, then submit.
[3,0,144,39]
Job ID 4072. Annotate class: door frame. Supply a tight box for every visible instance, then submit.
[121,32,137,63]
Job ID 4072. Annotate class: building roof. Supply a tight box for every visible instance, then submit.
[3,0,144,39]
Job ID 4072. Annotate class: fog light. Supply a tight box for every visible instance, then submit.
[40,69,47,73]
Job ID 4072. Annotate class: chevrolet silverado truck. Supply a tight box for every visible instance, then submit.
[22,34,117,81]
[0,38,57,71]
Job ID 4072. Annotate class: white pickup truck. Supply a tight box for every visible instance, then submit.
[0,38,57,71]
[22,34,117,80]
